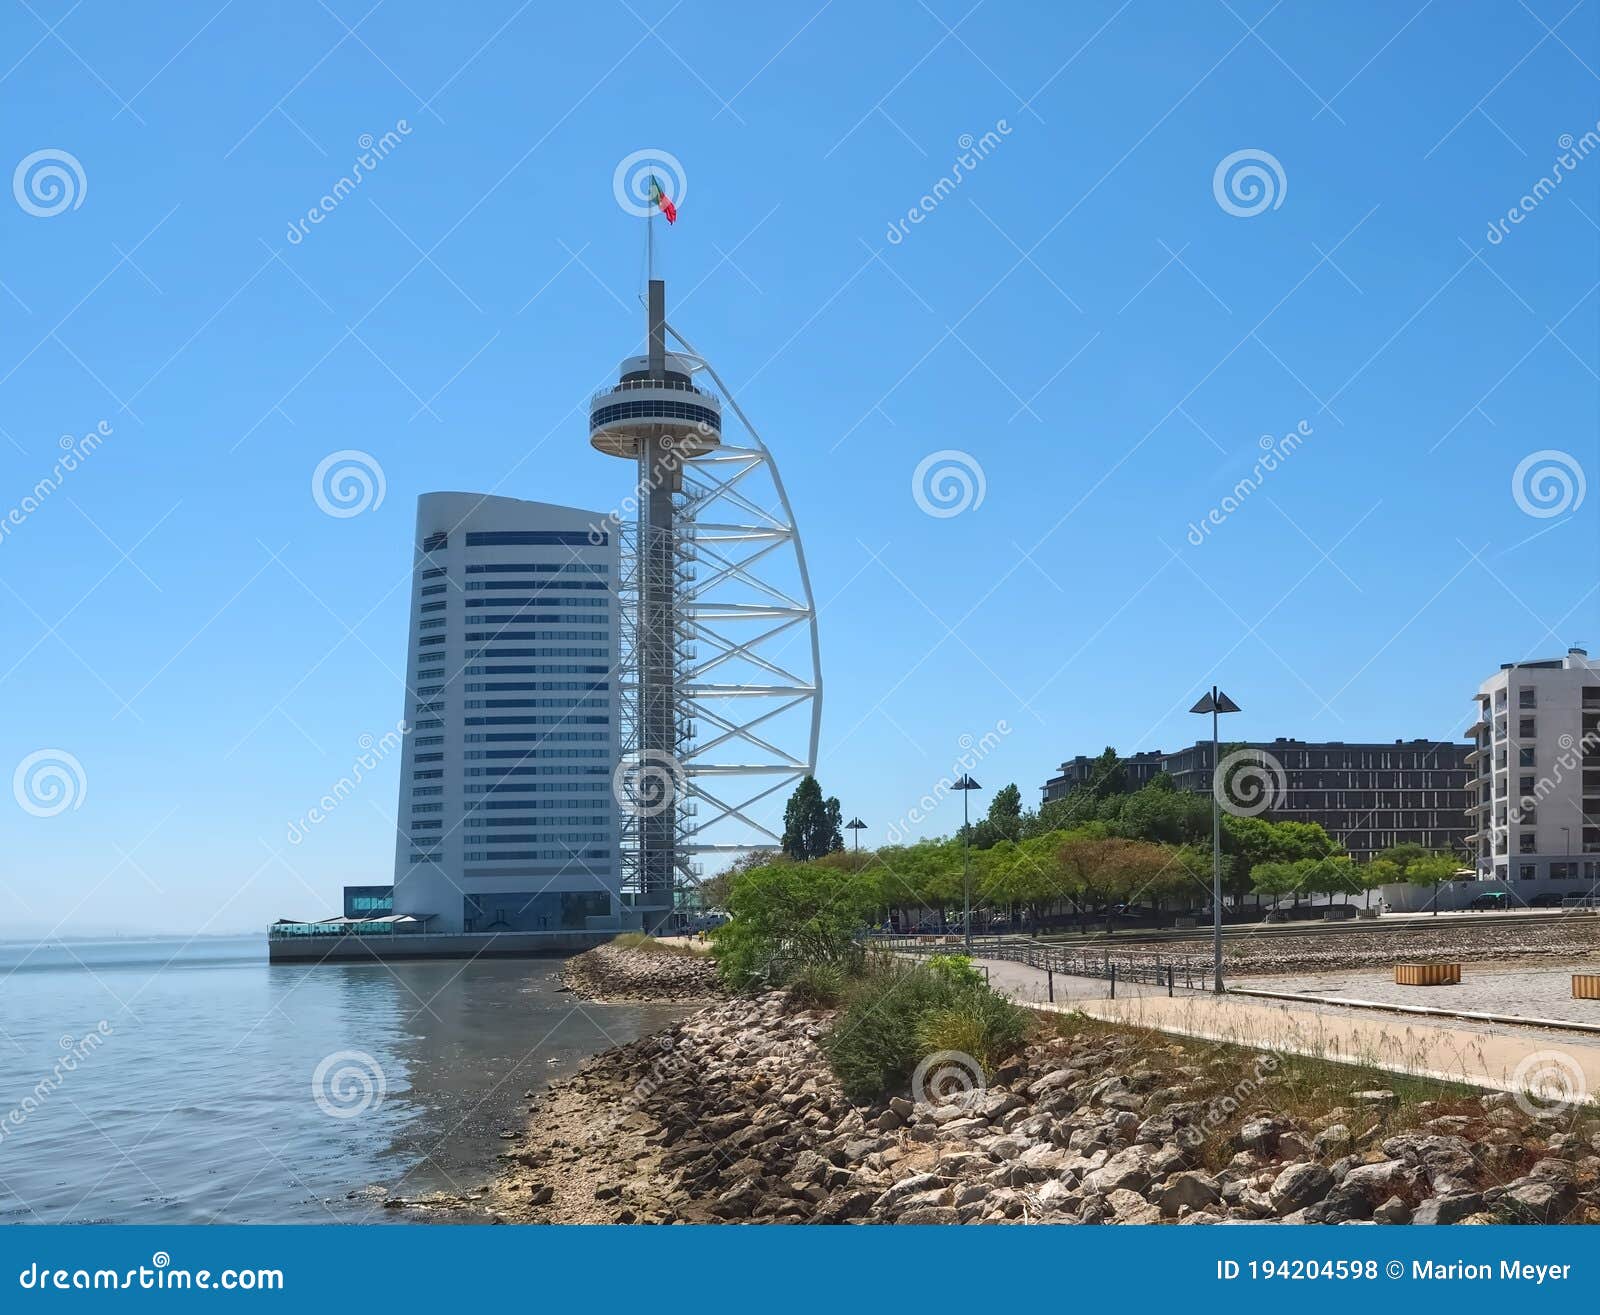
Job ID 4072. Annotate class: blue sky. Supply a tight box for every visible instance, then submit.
[2,1,1596,934]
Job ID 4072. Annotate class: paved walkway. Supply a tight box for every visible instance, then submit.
[975,957,1600,1103]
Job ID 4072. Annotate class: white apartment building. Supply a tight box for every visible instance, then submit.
[1465,647,1600,892]
[389,492,624,933]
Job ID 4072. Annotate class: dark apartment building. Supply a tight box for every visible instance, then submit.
[1041,738,1473,861]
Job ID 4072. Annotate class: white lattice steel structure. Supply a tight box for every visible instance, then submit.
[590,281,821,925]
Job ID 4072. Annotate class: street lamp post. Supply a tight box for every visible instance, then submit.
[953,775,982,951]
[846,816,867,853]
[1189,686,1241,994]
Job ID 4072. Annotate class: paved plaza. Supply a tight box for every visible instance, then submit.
[1242,961,1600,1027]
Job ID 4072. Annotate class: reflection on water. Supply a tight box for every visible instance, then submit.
[0,936,686,1223]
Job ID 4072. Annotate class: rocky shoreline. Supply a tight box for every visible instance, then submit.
[486,991,1600,1225]
[560,943,722,1003]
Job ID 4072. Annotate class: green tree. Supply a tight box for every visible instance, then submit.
[987,783,1023,842]
[781,776,844,861]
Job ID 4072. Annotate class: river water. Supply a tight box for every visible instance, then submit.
[0,936,686,1224]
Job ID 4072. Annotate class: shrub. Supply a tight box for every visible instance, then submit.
[713,862,874,992]
[824,957,960,1099]
[788,961,847,1008]
[915,989,1028,1076]
[925,954,985,989]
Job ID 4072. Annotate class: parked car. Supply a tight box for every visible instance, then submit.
[1529,892,1568,908]
[1468,891,1509,911]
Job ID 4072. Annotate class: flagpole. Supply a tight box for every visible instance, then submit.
[647,207,654,283]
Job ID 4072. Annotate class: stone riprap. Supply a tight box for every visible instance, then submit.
[486,992,1600,1225]
[561,943,721,1003]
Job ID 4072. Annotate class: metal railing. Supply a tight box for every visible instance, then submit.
[591,378,717,403]
[881,934,1213,992]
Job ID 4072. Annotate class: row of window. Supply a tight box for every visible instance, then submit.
[468,704,608,718]
[465,530,605,547]
[467,562,608,575]
[467,738,607,754]
[466,613,614,625]
[466,630,609,642]
[467,580,608,591]
[591,398,719,428]
[466,597,607,609]
[464,772,609,790]
[466,757,608,773]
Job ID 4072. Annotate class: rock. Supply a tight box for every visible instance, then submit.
[872,1172,941,1213]
[875,1108,903,1132]
[1412,1193,1483,1225]
[1372,1196,1411,1224]
[1269,1162,1333,1214]
[1492,1177,1577,1223]
[888,1096,915,1120]
[527,1184,554,1205]
[1352,1089,1396,1106]
[1029,1068,1082,1096]
[899,1205,960,1225]
[1312,1125,1351,1157]
[1342,1159,1409,1193]
[1315,1182,1375,1223]
[1083,1146,1153,1195]
[1237,1118,1280,1153]
[1036,1180,1076,1212]
[1158,1172,1220,1217]
[815,1190,876,1223]
[1105,1188,1161,1224]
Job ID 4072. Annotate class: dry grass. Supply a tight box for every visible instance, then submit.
[1033,1009,1599,1181]
[611,932,709,957]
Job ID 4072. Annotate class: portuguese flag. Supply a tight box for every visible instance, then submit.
[648,175,677,224]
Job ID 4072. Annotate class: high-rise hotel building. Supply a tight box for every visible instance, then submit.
[389,492,623,933]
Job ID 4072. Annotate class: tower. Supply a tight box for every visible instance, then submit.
[589,279,821,928]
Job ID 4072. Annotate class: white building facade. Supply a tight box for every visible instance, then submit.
[390,492,624,933]
[1465,647,1600,891]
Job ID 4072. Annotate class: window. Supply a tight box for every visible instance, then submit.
[1519,718,1536,738]
[412,803,443,814]
[419,634,446,646]
[1519,687,1536,708]
[414,769,443,780]
[1519,833,1537,853]
[420,619,447,631]
[413,718,443,729]
[413,786,443,797]
[415,752,444,763]
[412,820,442,831]
[1520,864,1537,880]
[420,601,448,613]
[415,735,443,746]
[416,685,444,696]
[466,580,608,591]
[421,566,446,579]
[422,532,448,551]
[1519,747,1536,767]
[465,530,603,547]
[1520,775,1535,795]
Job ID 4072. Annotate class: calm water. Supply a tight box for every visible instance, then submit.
[0,936,686,1224]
